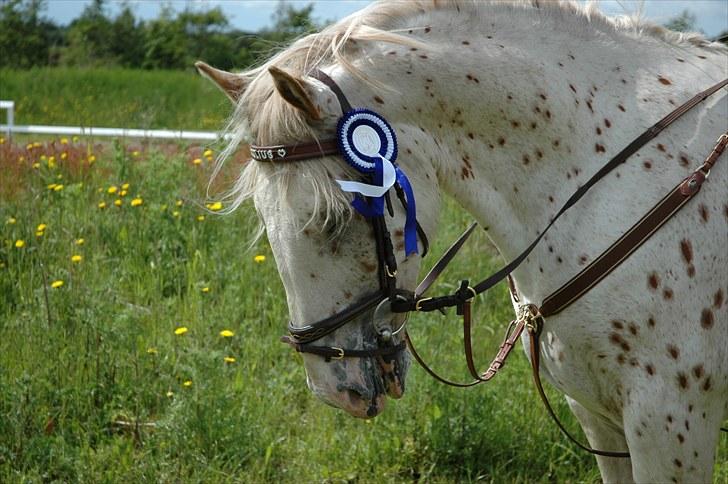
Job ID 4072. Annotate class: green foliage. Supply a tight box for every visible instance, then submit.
[663,9,699,33]
[1,0,323,70]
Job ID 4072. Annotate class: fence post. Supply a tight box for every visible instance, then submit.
[0,100,14,139]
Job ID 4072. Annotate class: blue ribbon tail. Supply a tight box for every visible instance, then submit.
[394,166,418,256]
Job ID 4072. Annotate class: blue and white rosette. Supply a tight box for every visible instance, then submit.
[335,108,419,256]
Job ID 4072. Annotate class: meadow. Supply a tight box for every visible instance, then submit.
[0,68,726,483]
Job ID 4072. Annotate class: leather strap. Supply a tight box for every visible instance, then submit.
[249,140,339,162]
[541,131,727,317]
[282,336,405,362]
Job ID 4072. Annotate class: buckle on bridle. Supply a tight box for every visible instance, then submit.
[415,297,433,311]
[518,304,543,335]
[331,347,345,360]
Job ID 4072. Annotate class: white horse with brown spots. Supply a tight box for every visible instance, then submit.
[197,1,727,482]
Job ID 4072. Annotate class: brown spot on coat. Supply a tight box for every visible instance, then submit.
[667,344,679,359]
[618,104,626,112]
[663,288,674,300]
[643,160,652,170]
[702,376,712,392]
[595,143,606,153]
[700,308,714,329]
[604,118,611,128]
[679,154,690,167]
[611,320,624,330]
[680,239,693,263]
[373,96,384,104]
[677,372,689,389]
[609,333,630,352]
[628,323,639,336]
[645,364,655,375]
[461,40,470,45]
[648,317,656,328]
[569,83,577,93]
[657,143,666,152]
[658,76,672,85]
[714,289,724,309]
[648,273,660,290]
[677,433,685,443]
[692,364,704,379]
[497,137,506,146]
[522,154,530,165]
[698,204,709,222]
[596,126,602,135]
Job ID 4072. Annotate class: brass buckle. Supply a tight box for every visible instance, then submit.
[518,304,543,335]
[415,297,433,311]
[331,347,345,360]
[385,265,397,278]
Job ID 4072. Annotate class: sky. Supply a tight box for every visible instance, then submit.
[45,1,728,38]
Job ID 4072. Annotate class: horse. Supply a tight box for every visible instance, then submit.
[196,1,727,482]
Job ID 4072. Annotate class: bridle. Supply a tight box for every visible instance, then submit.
[252,68,728,456]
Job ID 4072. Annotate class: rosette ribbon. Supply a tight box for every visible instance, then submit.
[336,157,418,256]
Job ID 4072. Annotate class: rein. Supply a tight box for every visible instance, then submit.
[254,69,728,457]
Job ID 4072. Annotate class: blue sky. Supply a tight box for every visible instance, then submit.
[45,1,727,37]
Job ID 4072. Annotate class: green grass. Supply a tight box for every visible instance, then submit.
[0,68,230,130]
[1,138,726,483]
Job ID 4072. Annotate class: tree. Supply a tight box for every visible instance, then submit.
[61,0,114,66]
[663,10,699,33]
[0,0,61,68]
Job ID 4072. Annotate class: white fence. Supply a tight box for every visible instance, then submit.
[0,99,230,141]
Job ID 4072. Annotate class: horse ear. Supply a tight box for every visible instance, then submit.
[195,61,247,103]
[268,66,322,120]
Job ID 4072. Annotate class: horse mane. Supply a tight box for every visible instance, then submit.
[212,0,725,239]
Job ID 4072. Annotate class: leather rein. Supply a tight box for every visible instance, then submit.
[254,69,728,457]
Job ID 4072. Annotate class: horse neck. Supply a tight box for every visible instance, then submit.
[348,5,723,299]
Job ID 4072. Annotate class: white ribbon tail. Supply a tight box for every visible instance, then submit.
[335,157,396,198]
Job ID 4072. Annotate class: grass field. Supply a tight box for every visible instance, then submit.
[0,69,726,482]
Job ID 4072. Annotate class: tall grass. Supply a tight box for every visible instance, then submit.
[0,68,229,130]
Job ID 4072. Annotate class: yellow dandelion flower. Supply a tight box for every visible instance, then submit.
[114,199,122,207]
[60,137,68,144]
[48,158,56,169]
[19,156,25,161]
[72,136,79,142]
[71,255,82,263]
[6,217,16,224]
[203,149,213,158]
[201,287,210,293]
[254,255,266,263]
[14,240,25,248]
[131,198,143,207]
[197,215,205,222]
[33,142,41,148]
[36,223,47,232]
[183,380,192,387]
[224,356,236,363]
[132,150,140,157]
[192,158,202,165]
[174,326,188,335]
[56,174,63,179]
[98,201,107,209]
[47,183,57,190]
[172,211,180,218]
[26,143,33,150]
[88,155,96,163]
[166,390,174,397]
[160,204,168,211]
[53,184,64,192]
[35,231,44,237]
[208,201,223,211]
[75,238,84,245]
[0,137,4,144]
[60,152,67,160]
[40,155,47,161]
[175,200,183,207]
[51,280,64,289]
[119,190,127,197]
[219,330,234,338]
[32,162,40,169]
[147,347,158,355]
[121,183,129,190]
[107,185,117,194]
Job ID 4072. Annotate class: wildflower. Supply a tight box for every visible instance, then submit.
[160,204,167,211]
[60,137,68,144]
[131,198,143,207]
[201,287,210,293]
[121,183,129,190]
[14,240,25,248]
[35,231,44,237]
[6,217,16,224]
[33,142,41,148]
[53,184,64,192]
[60,152,67,160]
[224,356,236,364]
[174,326,188,336]
[0,137,4,144]
[72,136,79,142]
[26,143,33,150]
[172,211,180,218]
[219,330,234,338]
[193,158,202,165]
[254,255,266,263]
[71,255,82,263]
[40,155,47,161]
[183,380,192,387]
[119,190,127,197]
[47,183,57,190]
[19,156,25,162]
[98,201,107,209]
[75,238,84,245]
[203,149,213,158]
[166,391,174,397]
[132,150,140,157]
[37,223,47,232]
[147,347,158,355]
[197,215,205,222]
[175,200,183,207]
[207,201,223,211]
[107,185,117,194]
[56,174,63,179]
[32,163,40,169]
[51,280,64,289]
[48,157,56,169]
[88,155,96,163]
[114,199,122,207]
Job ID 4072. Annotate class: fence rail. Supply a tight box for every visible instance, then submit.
[0,123,230,141]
